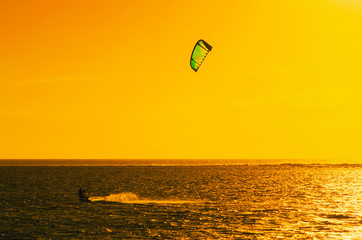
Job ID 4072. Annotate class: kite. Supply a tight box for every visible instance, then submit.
[190,39,212,72]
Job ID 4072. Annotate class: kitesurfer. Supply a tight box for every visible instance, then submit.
[78,187,90,202]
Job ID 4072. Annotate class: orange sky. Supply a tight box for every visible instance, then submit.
[1,0,362,162]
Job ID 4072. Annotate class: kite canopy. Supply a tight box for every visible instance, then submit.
[190,39,212,72]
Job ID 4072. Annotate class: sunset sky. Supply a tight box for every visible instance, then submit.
[1,0,362,162]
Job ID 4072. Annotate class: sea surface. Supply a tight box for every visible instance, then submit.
[0,163,361,239]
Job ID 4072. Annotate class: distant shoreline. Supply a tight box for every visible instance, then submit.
[0,159,360,167]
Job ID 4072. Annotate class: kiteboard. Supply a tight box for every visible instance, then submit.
[79,196,91,203]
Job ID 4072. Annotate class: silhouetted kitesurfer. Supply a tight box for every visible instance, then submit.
[78,187,90,202]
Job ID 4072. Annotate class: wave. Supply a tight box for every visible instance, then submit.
[88,192,203,204]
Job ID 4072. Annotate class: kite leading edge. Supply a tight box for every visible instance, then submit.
[190,39,212,72]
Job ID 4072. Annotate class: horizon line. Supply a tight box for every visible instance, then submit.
[0,159,360,167]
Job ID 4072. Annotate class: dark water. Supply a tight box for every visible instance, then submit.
[0,165,361,239]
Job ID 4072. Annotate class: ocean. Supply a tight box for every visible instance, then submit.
[0,162,361,239]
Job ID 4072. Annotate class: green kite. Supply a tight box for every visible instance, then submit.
[190,39,212,72]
